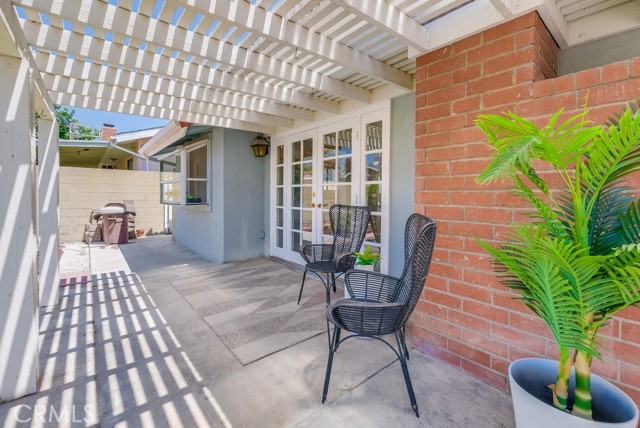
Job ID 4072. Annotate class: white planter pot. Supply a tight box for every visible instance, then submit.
[509,358,639,428]
[345,264,375,298]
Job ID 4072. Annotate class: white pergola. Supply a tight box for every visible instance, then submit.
[11,0,639,134]
[0,0,638,403]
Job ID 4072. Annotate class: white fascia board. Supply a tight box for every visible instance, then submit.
[59,140,110,148]
[139,121,189,157]
[113,128,164,144]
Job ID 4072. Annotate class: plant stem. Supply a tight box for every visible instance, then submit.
[551,347,571,411]
[572,349,593,419]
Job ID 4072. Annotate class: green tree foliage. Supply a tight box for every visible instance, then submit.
[55,105,99,140]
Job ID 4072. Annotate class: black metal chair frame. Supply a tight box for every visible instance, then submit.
[297,204,371,305]
[321,214,437,417]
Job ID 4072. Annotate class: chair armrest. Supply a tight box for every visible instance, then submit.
[299,244,333,263]
[327,298,404,336]
[344,270,402,303]
[333,251,358,272]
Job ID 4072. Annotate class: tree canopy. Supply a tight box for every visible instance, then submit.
[55,105,99,140]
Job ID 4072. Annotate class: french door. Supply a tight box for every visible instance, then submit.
[272,130,320,261]
[271,108,388,272]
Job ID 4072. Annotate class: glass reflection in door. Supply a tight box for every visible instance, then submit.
[290,138,314,252]
[322,127,352,243]
[275,144,285,249]
[364,120,383,271]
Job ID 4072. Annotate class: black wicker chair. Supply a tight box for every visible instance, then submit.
[322,214,437,417]
[297,204,371,305]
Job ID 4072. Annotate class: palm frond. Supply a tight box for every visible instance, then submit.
[511,175,570,240]
[606,97,640,128]
[618,200,640,244]
[539,110,599,168]
[475,113,541,184]
[605,245,640,305]
[477,228,597,356]
[590,188,637,254]
[584,110,640,194]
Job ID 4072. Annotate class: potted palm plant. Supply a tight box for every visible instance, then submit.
[475,105,640,427]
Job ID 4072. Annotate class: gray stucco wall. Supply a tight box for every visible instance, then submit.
[388,93,416,276]
[559,28,640,75]
[175,127,266,263]
[175,128,224,262]
[223,129,267,261]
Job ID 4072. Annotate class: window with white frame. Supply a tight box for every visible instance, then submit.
[160,153,181,205]
[159,139,209,206]
[185,142,208,204]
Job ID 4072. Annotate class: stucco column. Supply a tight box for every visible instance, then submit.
[37,117,60,307]
[0,55,39,401]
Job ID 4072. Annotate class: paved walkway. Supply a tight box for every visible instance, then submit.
[0,235,515,427]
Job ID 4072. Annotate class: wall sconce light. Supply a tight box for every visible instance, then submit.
[251,134,270,157]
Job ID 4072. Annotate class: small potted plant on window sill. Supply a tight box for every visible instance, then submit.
[345,244,381,298]
[186,194,202,204]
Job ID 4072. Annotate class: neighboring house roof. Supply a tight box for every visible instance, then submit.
[59,139,117,168]
[61,125,162,168]
[112,127,164,144]
[140,121,212,157]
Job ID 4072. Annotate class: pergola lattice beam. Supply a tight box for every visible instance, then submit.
[328,0,430,53]
[34,52,313,123]
[21,20,337,113]
[172,0,413,90]
[16,0,372,102]
[50,91,277,134]
[42,72,295,129]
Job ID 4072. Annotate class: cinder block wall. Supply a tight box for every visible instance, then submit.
[59,167,164,242]
[413,11,640,402]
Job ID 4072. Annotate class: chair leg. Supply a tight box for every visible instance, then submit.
[324,278,331,305]
[331,273,336,293]
[401,325,410,360]
[297,268,308,305]
[322,326,341,403]
[395,332,419,417]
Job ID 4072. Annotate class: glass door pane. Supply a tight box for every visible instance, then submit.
[319,120,357,245]
[363,117,384,272]
[290,138,314,252]
[275,144,285,249]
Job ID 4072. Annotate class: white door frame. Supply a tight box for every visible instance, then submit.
[270,101,391,272]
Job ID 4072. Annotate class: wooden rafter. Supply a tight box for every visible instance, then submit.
[170,0,413,90]
[21,20,338,113]
[328,0,430,53]
[34,52,314,122]
[50,91,277,134]
[42,73,296,128]
[15,0,373,102]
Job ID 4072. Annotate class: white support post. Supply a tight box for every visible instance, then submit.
[37,117,60,308]
[0,55,39,401]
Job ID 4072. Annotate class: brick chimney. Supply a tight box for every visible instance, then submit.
[101,123,116,141]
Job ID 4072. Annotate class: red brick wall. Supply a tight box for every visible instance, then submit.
[413,11,640,403]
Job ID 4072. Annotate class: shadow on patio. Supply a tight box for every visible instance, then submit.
[0,236,515,427]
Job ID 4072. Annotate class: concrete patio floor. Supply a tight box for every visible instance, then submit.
[0,235,515,427]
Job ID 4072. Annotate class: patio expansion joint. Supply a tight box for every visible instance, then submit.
[291,354,399,427]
